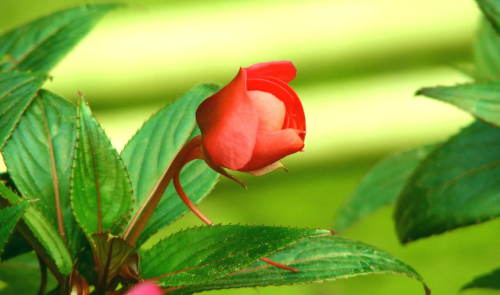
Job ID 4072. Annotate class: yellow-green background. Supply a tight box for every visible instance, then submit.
[1,0,499,294]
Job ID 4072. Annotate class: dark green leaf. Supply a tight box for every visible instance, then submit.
[335,145,434,231]
[462,268,500,291]
[0,4,124,73]
[0,200,30,253]
[474,18,500,79]
[0,252,57,295]
[476,0,500,36]
[1,230,33,261]
[3,89,84,258]
[394,121,500,243]
[71,97,133,238]
[169,236,429,295]
[0,182,73,277]
[141,225,331,287]
[92,233,134,288]
[0,72,47,149]
[121,84,221,246]
[417,81,500,126]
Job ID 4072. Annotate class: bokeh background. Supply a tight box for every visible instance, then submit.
[1,0,499,294]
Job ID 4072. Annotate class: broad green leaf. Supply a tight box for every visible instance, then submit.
[141,225,331,287]
[169,236,429,295]
[462,268,500,291]
[3,89,84,258]
[92,233,134,288]
[0,4,124,73]
[0,182,73,277]
[0,72,47,149]
[71,97,133,239]
[335,145,434,231]
[394,121,500,243]
[417,81,500,126]
[121,84,221,246]
[0,200,30,253]
[476,0,500,35]
[0,252,58,295]
[474,18,500,79]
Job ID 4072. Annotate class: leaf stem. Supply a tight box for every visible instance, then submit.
[123,136,203,244]
[174,170,213,225]
[36,253,48,295]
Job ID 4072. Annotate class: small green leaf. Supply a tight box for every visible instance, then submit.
[335,145,434,231]
[71,97,133,239]
[169,236,429,295]
[0,72,47,149]
[3,89,84,258]
[92,233,134,289]
[121,84,221,246]
[476,0,500,35]
[394,121,500,243]
[474,18,500,79]
[0,252,58,295]
[0,200,30,253]
[417,81,500,126]
[462,268,500,291]
[0,4,124,73]
[141,225,331,287]
[0,182,73,277]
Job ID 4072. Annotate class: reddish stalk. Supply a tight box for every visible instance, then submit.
[174,171,213,225]
[124,136,203,244]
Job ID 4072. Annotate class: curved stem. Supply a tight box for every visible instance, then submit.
[174,170,214,225]
[37,254,48,295]
[124,136,202,245]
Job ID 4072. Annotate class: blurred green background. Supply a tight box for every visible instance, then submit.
[2,0,500,294]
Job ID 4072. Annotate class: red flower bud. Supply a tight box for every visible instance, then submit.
[196,61,306,175]
[125,282,162,295]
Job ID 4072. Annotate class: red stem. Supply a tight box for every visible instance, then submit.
[174,171,214,225]
[124,136,202,245]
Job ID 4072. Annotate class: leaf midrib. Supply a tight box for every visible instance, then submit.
[39,96,66,242]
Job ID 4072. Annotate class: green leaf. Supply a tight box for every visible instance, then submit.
[0,4,124,73]
[474,18,500,79]
[1,230,33,262]
[0,252,58,295]
[121,84,221,246]
[335,145,434,231]
[3,89,84,258]
[394,121,500,243]
[417,80,500,126]
[92,233,134,289]
[462,268,500,291]
[0,200,30,253]
[168,236,429,295]
[476,0,500,35]
[141,225,331,287]
[71,97,133,239]
[0,72,47,149]
[0,182,73,278]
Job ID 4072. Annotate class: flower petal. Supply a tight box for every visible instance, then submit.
[240,129,304,171]
[247,90,286,131]
[196,68,259,170]
[264,76,306,135]
[244,61,297,83]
